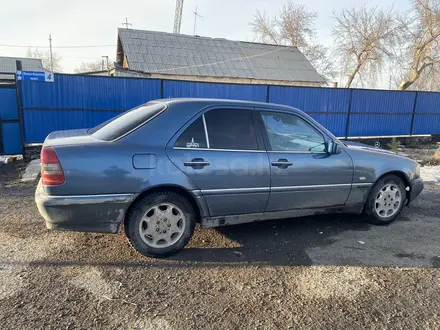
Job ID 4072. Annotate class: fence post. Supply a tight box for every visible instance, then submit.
[15,60,25,155]
[345,89,354,139]
[410,92,418,136]
[266,85,270,103]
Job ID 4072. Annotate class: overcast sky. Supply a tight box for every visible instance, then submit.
[1,0,410,84]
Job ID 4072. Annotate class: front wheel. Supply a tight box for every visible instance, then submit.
[364,174,406,225]
[125,192,196,258]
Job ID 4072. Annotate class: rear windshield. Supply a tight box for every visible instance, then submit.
[90,102,166,141]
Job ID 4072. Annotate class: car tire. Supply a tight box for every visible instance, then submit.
[125,191,196,258]
[364,174,407,225]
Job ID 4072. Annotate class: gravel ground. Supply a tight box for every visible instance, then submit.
[1,161,440,329]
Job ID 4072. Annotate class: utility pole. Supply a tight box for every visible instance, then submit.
[48,34,53,72]
[193,6,203,35]
[122,17,132,29]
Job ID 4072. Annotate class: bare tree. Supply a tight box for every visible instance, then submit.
[392,60,440,91]
[250,10,280,45]
[333,6,398,88]
[25,47,62,72]
[396,0,440,90]
[411,66,440,90]
[74,59,114,73]
[278,1,317,48]
[302,44,337,85]
[250,1,337,82]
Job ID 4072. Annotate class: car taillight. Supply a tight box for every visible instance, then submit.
[41,147,65,185]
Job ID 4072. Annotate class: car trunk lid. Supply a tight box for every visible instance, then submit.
[43,129,102,147]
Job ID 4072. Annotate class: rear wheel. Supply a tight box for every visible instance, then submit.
[364,174,406,225]
[125,192,196,258]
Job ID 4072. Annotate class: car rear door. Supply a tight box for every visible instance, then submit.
[256,109,354,212]
[166,106,271,217]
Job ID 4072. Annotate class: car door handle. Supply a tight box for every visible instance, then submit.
[271,159,293,167]
[184,158,210,167]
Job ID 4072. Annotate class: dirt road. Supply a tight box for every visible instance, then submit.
[1,161,439,329]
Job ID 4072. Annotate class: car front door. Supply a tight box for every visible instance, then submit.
[166,107,271,217]
[257,110,354,212]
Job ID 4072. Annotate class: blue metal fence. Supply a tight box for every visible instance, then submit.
[163,80,267,102]
[23,109,122,143]
[349,89,417,136]
[17,73,440,145]
[413,92,440,135]
[0,85,22,154]
[20,75,161,143]
[269,86,351,137]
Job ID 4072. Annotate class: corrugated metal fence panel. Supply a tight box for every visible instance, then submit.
[413,115,440,135]
[413,92,440,134]
[269,86,351,137]
[23,109,122,143]
[20,74,162,143]
[415,92,440,113]
[307,113,347,137]
[269,86,351,112]
[349,114,413,136]
[163,80,267,102]
[0,88,18,119]
[2,123,22,154]
[349,90,416,136]
[0,86,21,154]
[21,74,161,110]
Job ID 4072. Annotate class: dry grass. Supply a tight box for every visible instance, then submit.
[403,147,440,166]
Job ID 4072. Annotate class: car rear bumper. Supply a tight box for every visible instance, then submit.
[409,177,424,203]
[35,180,136,234]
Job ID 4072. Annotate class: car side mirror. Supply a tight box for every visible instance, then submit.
[326,141,342,154]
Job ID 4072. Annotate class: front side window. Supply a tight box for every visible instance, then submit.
[174,117,207,148]
[204,109,258,150]
[261,111,326,152]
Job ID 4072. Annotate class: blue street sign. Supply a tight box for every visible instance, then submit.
[16,71,54,83]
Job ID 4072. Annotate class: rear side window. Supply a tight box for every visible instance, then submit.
[90,103,166,141]
[174,117,207,148]
[205,109,258,150]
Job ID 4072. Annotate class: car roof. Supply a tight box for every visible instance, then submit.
[152,98,299,112]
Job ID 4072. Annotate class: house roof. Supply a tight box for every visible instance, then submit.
[0,56,43,73]
[117,28,324,83]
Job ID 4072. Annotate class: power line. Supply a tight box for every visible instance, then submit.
[60,55,104,60]
[0,44,116,49]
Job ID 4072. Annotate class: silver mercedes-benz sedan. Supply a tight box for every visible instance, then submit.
[36,98,424,257]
